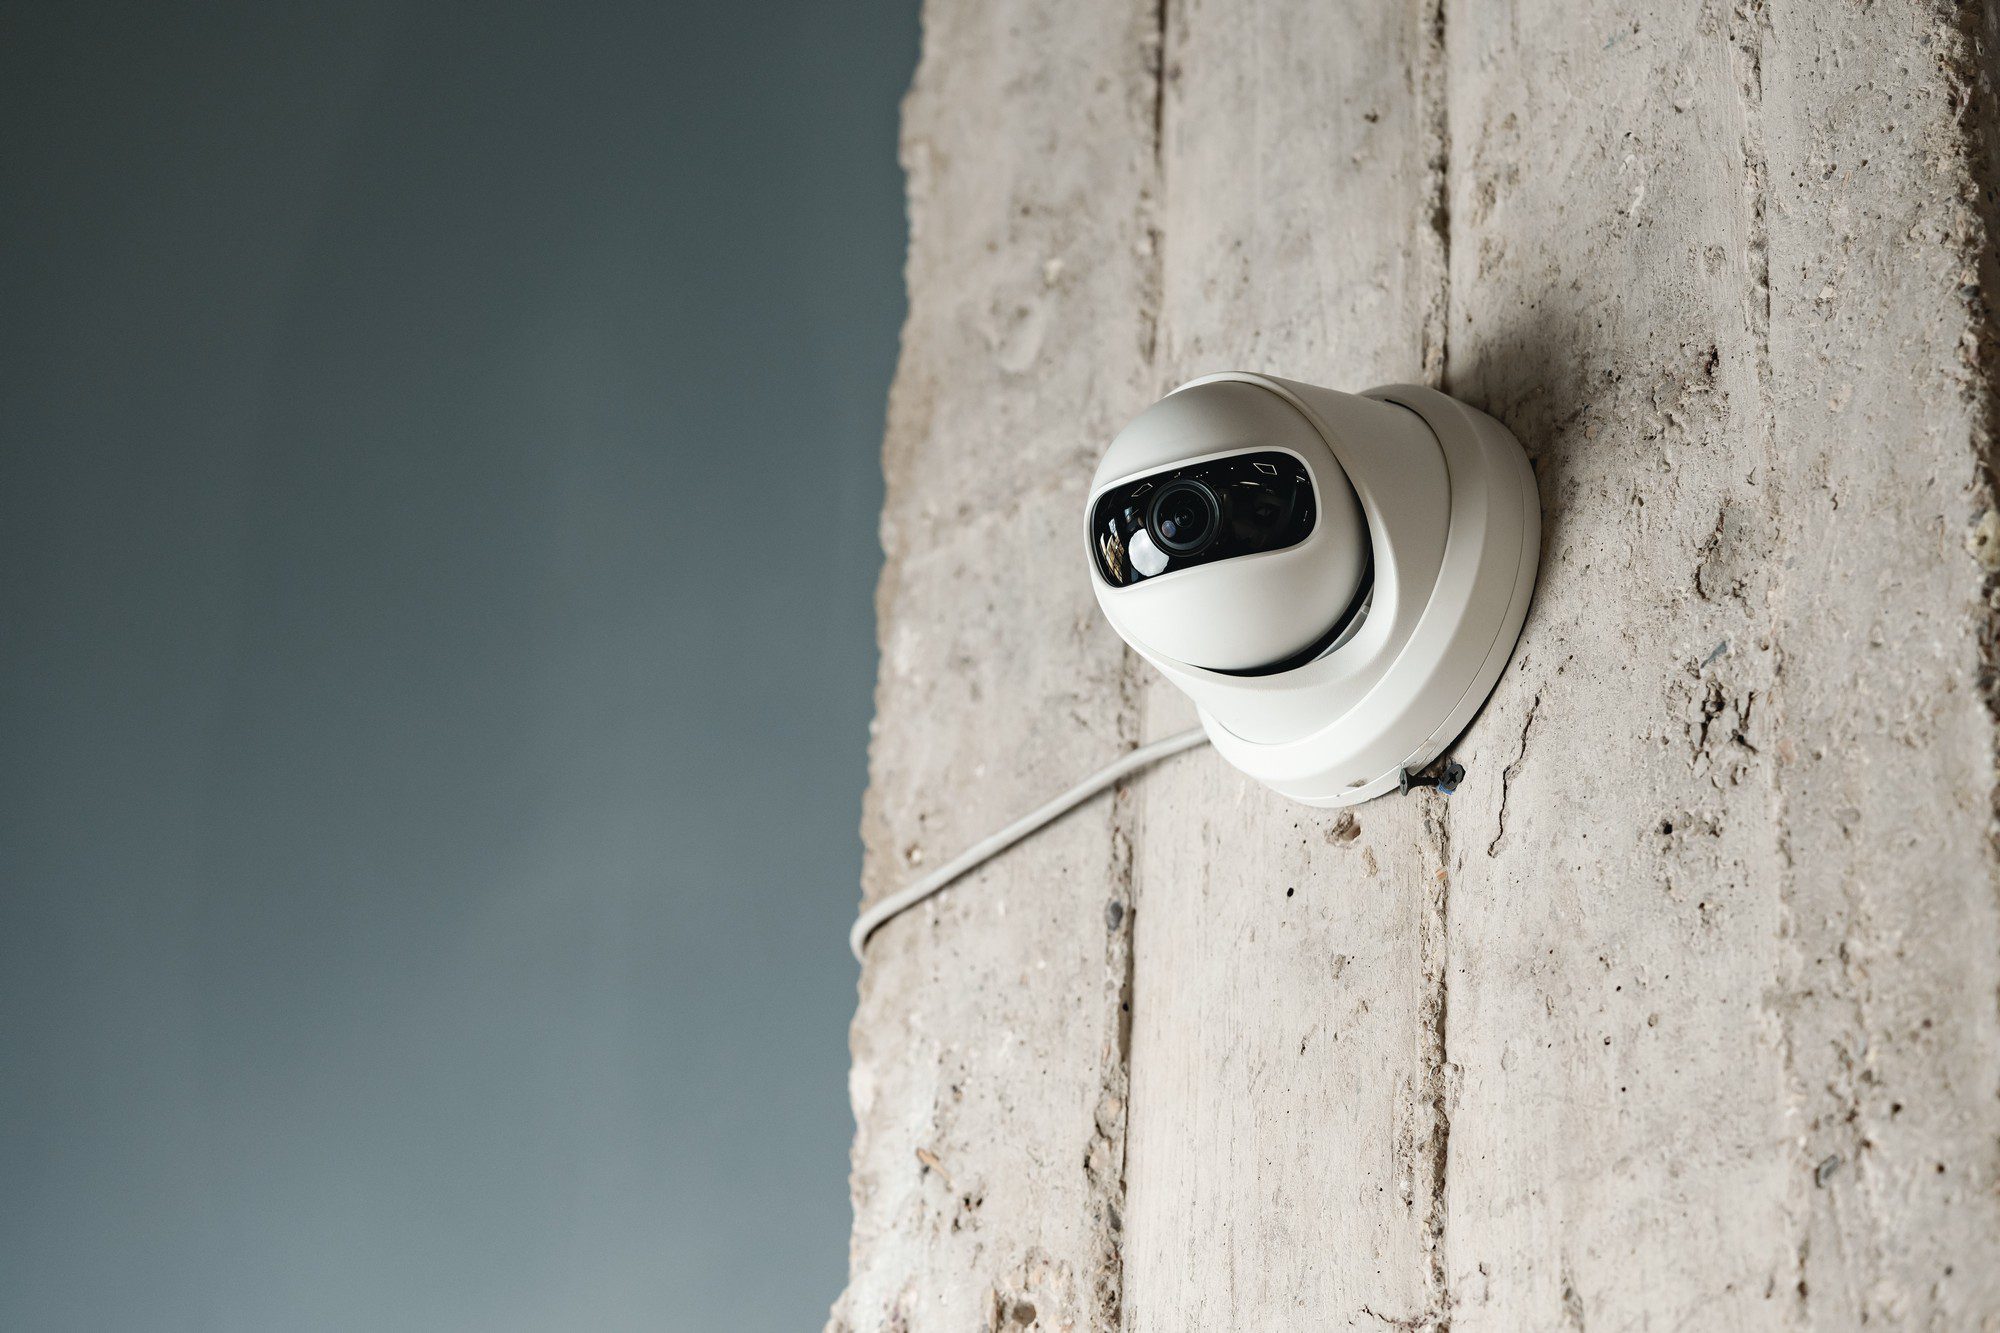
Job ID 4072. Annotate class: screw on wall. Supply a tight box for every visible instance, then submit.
[1399,758,1465,796]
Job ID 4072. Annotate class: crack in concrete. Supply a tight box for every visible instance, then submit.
[1485,688,1543,859]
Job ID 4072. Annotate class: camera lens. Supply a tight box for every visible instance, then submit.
[1147,479,1221,556]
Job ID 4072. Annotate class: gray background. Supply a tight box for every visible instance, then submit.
[0,2,914,1328]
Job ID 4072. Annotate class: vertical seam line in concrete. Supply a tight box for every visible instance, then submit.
[1418,3,1455,1326]
[1421,0,1452,389]
[1723,3,1828,1318]
[1150,0,1170,174]
[1730,0,1774,410]
[1103,4,1175,1327]
[1093,725,1140,1330]
[1946,7,2000,1309]
[1140,0,1172,369]
[1420,801,1454,1329]
[1955,0,2000,841]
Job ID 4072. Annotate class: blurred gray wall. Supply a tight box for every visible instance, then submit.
[0,3,914,1328]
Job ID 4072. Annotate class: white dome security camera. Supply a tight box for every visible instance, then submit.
[847,370,1542,958]
[1088,373,1540,807]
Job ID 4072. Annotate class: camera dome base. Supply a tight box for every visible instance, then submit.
[1152,376,1540,808]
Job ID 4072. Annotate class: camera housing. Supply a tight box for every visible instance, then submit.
[1087,373,1540,807]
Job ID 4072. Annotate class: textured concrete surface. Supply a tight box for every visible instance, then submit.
[834,1,2000,1328]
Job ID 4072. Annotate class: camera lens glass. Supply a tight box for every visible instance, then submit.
[1147,480,1221,555]
[1089,451,1316,587]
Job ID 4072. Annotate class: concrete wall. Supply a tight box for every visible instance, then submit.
[833,1,2000,1328]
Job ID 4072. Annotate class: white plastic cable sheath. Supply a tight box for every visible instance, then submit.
[848,726,1210,961]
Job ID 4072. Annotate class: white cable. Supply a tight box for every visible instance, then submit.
[848,726,1211,961]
